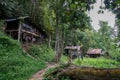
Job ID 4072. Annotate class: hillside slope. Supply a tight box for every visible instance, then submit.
[0,32,53,80]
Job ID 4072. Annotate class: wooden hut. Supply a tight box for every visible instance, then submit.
[87,49,103,58]
[4,16,44,44]
[64,46,81,64]
[64,46,81,59]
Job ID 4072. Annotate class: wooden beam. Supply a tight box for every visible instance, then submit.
[5,30,18,32]
[10,31,12,37]
[21,29,39,37]
[17,16,29,19]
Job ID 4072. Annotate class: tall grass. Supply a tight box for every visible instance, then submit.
[73,57,120,68]
[27,45,54,62]
[60,55,68,64]
[0,32,54,80]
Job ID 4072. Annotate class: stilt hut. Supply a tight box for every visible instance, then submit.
[4,16,44,44]
[87,49,103,58]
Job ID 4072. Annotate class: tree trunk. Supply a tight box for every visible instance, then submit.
[54,14,61,62]
[48,33,51,47]
[61,30,65,54]
[54,0,64,62]
[54,27,60,62]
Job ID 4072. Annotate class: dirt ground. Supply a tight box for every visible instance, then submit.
[29,62,57,80]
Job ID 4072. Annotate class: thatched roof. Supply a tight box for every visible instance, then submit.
[87,49,102,55]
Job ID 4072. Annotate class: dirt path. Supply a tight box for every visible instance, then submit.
[29,62,57,80]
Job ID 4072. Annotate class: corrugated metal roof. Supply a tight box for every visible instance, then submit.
[87,49,102,54]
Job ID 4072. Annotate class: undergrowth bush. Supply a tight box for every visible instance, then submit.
[27,45,54,62]
[60,55,68,64]
[73,57,120,68]
[60,54,120,68]
[109,48,120,62]
[0,32,53,80]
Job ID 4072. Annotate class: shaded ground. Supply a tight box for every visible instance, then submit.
[29,62,57,80]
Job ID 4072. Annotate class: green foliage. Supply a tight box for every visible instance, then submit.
[60,55,120,68]
[60,55,68,64]
[73,57,120,68]
[1,0,120,79]
[0,32,52,80]
[109,47,120,61]
[0,0,28,18]
[98,21,112,50]
[116,19,120,40]
[44,57,120,80]
[27,45,54,62]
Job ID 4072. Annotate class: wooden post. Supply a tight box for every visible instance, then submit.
[68,50,72,65]
[77,46,80,62]
[18,20,22,42]
[32,35,33,44]
[10,31,12,37]
[3,21,7,33]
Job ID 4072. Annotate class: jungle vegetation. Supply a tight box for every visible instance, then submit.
[0,0,120,80]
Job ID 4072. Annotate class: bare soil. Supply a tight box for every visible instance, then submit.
[29,62,57,80]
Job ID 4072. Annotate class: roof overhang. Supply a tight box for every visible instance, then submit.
[87,49,102,55]
[4,16,29,22]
